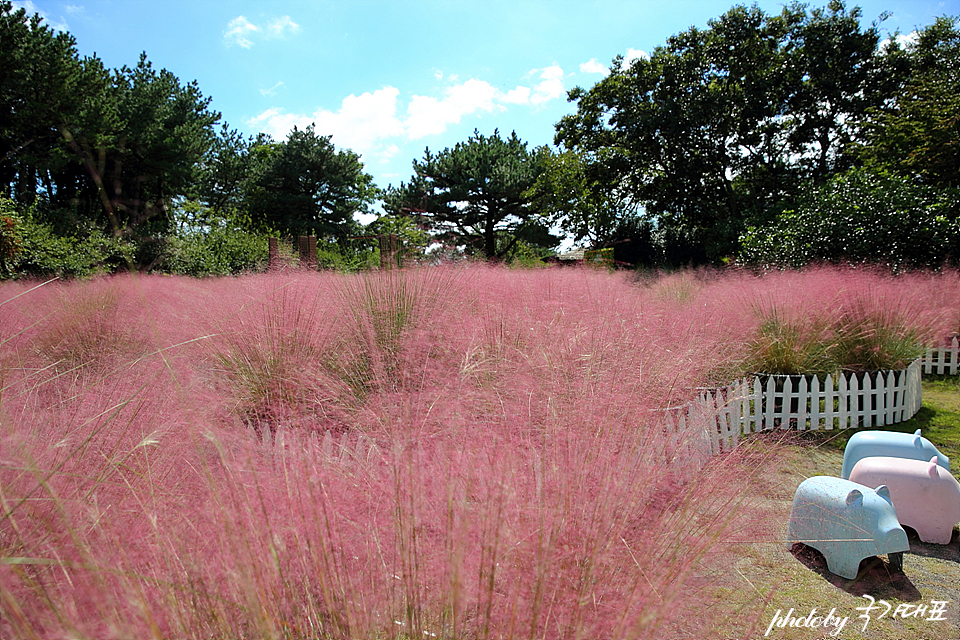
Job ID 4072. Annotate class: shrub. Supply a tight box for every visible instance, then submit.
[4,208,134,278]
[0,201,23,278]
[163,220,270,276]
[739,169,960,270]
[744,304,838,376]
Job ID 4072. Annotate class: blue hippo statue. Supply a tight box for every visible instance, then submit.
[840,429,950,480]
[787,476,909,579]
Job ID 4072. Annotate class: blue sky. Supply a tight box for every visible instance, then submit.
[13,0,957,195]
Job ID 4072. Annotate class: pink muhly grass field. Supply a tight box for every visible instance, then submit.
[0,265,955,639]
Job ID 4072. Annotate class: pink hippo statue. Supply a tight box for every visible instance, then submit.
[850,455,960,545]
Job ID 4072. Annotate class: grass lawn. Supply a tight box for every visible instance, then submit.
[710,376,960,640]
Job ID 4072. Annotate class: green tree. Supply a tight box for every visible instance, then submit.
[194,124,263,217]
[245,125,378,240]
[856,17,960,190]
[783,1,884,181]
[162,201,270,276]
[0,196,22,276]
[528,148,640,247]
[100,55,218,234]
[555,1,887,263]
[0,0,85,204]
[384,129,557,260]
[739,169,960,270]
[365,214,432,263]
[0,195,132,278]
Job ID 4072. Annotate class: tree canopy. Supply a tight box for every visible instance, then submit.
[854,16,960,190]
[243,125,378,240]
[383,129,557,260]
[554,1,890,264]
[0,0,379,276]
[740,169,960,270]
[528,148,641,248]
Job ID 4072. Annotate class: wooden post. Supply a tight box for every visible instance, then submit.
[299,235,317,269]
[378,235,390,270]
[378,233,401,270]
[391,234,400,269]
[268,237,280,270]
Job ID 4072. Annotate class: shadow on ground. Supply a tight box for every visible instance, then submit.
[790,543,923,600]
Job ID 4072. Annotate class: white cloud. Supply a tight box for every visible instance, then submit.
[405,78,501,139]
[247,66,569,164]
[12,1,69,31]
[621,48,649,69]
[247,107,306,136]
[502,85,532,105]
[260,81,286,97]
[224,16,259,48]
[249,87,405,164]
[498,65,565,107]
[885,30,919,50]
[266,16,300,38]
[529,64,565,106]
[225,15,299,48]
[315,87,405,156]
[580,58,609,75]
[11,1,39,15]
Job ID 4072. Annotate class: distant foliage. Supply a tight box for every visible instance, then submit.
[0,197,134,278]
[555,1,889,263]
[739,169,960,270]
[164,221,269,276]
[855,16,960,191]
[0,199,22,276]
[243,125,378,240]
[383,129,558,260]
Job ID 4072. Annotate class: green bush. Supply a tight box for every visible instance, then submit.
[745,291,936,375]
[163,221,270,276]
[740,169,960,270]
[315,240,379,272]
[0,204,23,278]
[0,197,134,279]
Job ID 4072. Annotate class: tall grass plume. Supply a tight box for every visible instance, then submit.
[1,265,956,639]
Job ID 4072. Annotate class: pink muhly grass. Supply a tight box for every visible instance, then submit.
[732,265,952,375]
[1,265,954,639]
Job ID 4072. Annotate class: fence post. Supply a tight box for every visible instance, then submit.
[268,237,280,270]
[299,235,317,269]
[379,234,402,270]
[809,375,821,430]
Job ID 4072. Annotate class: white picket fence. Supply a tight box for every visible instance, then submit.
[672,360,924,457]
[921,336,960,375]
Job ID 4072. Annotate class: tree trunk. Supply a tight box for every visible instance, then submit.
[483,212,497,259]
